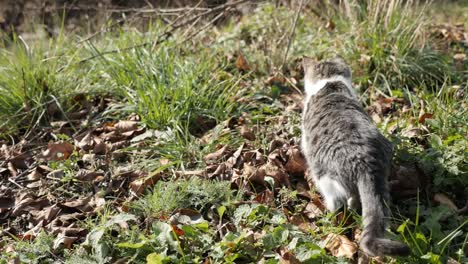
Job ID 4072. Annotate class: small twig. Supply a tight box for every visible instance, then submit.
[281,0,306,70]
[61,0,248,70]
[78,14,139,44]
[178,8,228,45]
[8,178,24,189]
[278,72,303,95]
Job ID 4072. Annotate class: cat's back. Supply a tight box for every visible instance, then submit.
[302,81,392,161]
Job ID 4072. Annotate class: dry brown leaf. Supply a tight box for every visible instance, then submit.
[303,201,324,220]
[12,195,50,217]
[75,132,94,151]
[254,189,275,205]
[34,205,61,225]
[240,125,256,141]
[401,127,424,138]
[225,143,244,169]
[61,197,93,212]
[325,19,336,31]
[208,163,226,179]
[265,75,286,86]
[93,141,108,154]
[114,120,139,133]
[129,173,161,196]
[288,214,317,233]
[75,169,104,181]
[279,248,301,264]
[453,53,466,61]
[245,163,265,185]
[49,226,87,237]
[324,233,358,259]
[39,142,75,161]
[170,208,205,226]
[263,162,290,187]
[418,113,434,124]
[53,233,78,250]
[434,193,458,211]
[204,145,228,162]
[109,140,129,151]
[27,168,43,181]
[235,51,250,71]
[285,147,307,175]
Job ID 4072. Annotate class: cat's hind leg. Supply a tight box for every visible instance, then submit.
[316,176,348,212]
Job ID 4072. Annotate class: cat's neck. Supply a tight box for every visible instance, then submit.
[304,75,355,102]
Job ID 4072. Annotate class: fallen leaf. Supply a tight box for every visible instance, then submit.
[75,169,104,181]
[75,132,94,151]
[27,168,43,181]
[39,142,75,161]
[279,248,301,264]
[53,233,78,249]
[129,172,161,196]
[169,208,205,226]
[285,147,307,175]
[171,225,185,236]
[418,113,433,124]
[254,189,275,205]
[453,53,466,61]
[401,127,424,138]
[324,233,358,259]
[225,143,244,169]
[325,19,335,31]
[303,201,323,220]
[240,125,256,141]
[114,120,139,133]
[434,193,458,211]
[263,162,290,187]
[235,51,250,71]
[204,145,228,162]
[245,163,265,185]
[288,214,317,233]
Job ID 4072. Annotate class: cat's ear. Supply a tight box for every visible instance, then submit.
[302,56,317,70]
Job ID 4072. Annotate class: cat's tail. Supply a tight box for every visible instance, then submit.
[357,178,410,257]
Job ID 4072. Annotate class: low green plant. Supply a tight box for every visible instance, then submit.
[132,177,234,219]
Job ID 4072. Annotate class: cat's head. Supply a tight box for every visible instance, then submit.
[302,56,351,83]
[302,56,354,97]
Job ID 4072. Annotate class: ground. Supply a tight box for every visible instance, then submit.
[0,1,467,263]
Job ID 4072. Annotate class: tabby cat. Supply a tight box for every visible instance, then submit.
[301,56,410,256]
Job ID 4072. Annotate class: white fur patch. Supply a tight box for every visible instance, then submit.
[316,176,349,212]
[304,76,354,102]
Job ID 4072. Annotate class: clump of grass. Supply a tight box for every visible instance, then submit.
[0,35,91,138]
[132,177,234,218]
[337,0,451,92]
[0,231,57,263]
[93,38,240,137]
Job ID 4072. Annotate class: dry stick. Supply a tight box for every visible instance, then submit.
[69,0,248,67]
[8,178,24,189]
[23,6,211,13]
[152,0,204,50]
[281,0,306,70]
[178,8,228,45]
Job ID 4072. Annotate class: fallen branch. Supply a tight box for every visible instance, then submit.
[58,0,248,71]
[281,0,306,70]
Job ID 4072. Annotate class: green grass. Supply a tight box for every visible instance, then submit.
[0,1,467,263]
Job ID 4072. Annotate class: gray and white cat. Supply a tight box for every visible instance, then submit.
[301,56,410,257]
